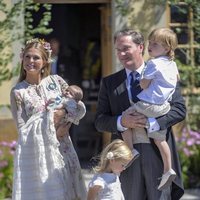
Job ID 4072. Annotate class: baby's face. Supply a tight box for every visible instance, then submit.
[65,89,74,98]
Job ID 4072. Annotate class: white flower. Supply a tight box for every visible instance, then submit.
[106,152,114,159]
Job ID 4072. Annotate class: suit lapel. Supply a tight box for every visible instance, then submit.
[115,69,131,110]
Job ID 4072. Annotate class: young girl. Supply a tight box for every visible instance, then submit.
[121,27,179,190]
[87,139,133,200]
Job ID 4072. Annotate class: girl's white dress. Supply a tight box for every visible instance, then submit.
[88,173,125,200]
[10,75,87,200]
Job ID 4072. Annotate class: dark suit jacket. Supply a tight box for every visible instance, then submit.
[95,68,186,199]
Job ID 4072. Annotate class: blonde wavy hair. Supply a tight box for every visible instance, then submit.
[148,27,178,60]
[94,139,133,173]
[18,38,52,83]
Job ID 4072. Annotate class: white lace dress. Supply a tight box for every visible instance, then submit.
[88,173,125,200]
[10,75,87,200]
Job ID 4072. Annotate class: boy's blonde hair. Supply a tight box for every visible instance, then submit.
[148,28,178,60]
[94,139,133,173]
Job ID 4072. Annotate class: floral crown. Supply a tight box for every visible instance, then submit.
[20,38,53,63]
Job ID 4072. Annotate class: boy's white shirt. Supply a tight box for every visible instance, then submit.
[117,63,160,133]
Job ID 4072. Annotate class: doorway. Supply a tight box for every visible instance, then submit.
[34,2,112,159]
[48,4,101,85]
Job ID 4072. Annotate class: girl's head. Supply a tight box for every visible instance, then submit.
[18,38,52,82]
[148,28,178,60]
[94,139,133,174]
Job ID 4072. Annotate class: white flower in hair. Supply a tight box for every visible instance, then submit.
[106,152,114,159]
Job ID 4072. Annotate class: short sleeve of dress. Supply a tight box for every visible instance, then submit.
[88,175,105,189]
[143,60,157,80]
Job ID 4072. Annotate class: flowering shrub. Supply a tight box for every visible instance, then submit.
[0,141,16,199]
[175,128,200,188]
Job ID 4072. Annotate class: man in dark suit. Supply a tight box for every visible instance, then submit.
[95,29,186,199]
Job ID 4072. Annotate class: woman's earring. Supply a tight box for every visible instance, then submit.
[41,69,44,74]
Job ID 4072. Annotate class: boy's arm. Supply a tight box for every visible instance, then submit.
[87,185,102,200]
[140,78,151,89]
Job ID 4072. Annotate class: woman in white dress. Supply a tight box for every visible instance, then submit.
[10,38,87,200]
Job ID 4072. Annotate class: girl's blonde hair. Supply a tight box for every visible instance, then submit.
[94,139,133,173]
[148,27,178,60]
[18,38,52,83]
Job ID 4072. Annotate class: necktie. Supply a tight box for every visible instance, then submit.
[130,72,142,103]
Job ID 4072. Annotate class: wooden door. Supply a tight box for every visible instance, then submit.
[99,3,112,146]
[35,0,113,147]
[100,3,112,77]
[35,0,112,79]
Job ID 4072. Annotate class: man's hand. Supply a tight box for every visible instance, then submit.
[121,111,147,129]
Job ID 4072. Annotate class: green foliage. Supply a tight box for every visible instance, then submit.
[177,59,200,188]
[0,156,13,199]
[168,0,199,5]
[114,0,132,17]
[24,0,52,40]
[0,141,16,198]
[171,1,200,62]
[187,96,200,131]
[176,129,200,188]
[175,91,200,188]
[114,0,166,17]
[0,0,52,86]
[0,1,22,85]
[179,151,191,188]
[189,147,200,187]
[176,60,200,88]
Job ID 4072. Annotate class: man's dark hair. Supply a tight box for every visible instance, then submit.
[114,29,145,54]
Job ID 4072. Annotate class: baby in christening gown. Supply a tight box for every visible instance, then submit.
[46,82,87,198]
[47,84,86,128]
